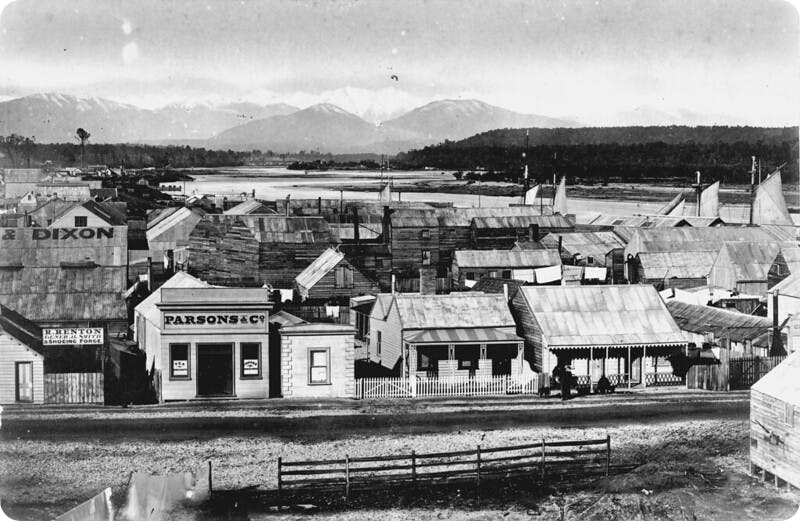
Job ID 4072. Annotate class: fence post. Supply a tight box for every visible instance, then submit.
[476,445,482,487]
[540,438,546,481]
[605,435,611,477]
[277,457,282,511]
[208,460,213,500]
[411,450,417,486]
[344,454,350,502]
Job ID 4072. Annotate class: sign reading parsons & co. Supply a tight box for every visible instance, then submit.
[163,313,267,328]
[0,228,115,241]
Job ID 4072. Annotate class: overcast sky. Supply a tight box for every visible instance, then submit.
[0,0,798,125]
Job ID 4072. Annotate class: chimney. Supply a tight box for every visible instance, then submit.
[772,289,787,356]
[285,194,291,216]
[351,206,360,243]
[391,274,396,294]
[558,235,563,254]
[146,256,152,292]
[419,267,437,295]
[528,223,539,242]
[382,205,393,245]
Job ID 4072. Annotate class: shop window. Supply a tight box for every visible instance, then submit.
[74,215,88,227]
[240,343,261,378]
[170,343,190,379]
[334,266,354,288]
[309,348,330,385]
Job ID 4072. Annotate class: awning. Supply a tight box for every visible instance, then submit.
[547,342,687,351]
[406,328,522,345]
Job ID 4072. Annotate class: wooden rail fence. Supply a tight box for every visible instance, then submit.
[44,372,104,404]
[277,436,611,505]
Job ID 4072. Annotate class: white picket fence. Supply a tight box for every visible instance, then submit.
[355,375,538,399]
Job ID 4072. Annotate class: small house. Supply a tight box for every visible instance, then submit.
[511,285,686,388]
[279,323,356,398]
[294,248,379,302]
[0,306,45,404]
[470,215,574,250]
[539,231,627,267]
[708,242,785,295]
[368,293,524,379]
[452,249,562,285]
[629,251,717,289]
[750,351,800,489]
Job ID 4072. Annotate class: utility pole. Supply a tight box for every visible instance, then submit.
[749,156,757,225]
[692,171,703,217]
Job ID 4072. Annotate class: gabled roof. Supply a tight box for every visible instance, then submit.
[134,271,210,326]
[770,271,800,298]
[372,293,395,319]
[393,293,515,330]
[82,200,127,225]
[715,242,783,282]
[470,277,526,298]
[540,231,626,259]
[437,206,549,227]
[666,300,772,343]
[516,285,685,347]
[454,249,562,268]
[637,251,718,280]
[627,226,782,255]
[268,310,307,328]
[391,209,439,228]
[223,199,276,215]
[200,215,332,243]
[146,207,204,245]
[0,303,44,355]
[471,215,573,230]
[751,351,800,406]
[778,246,800,274]
[294,248,345,298]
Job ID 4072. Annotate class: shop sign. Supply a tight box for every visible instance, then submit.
[172,360,188,377]
[0,228,115,241]
[163,313,266,327]
[243,359,259,376]
[43,328,104,345]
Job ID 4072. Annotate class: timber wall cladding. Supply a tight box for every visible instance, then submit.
[44,372,104,404]
[751,389,800,488]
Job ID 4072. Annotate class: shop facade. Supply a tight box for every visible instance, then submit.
[143,287,272,401]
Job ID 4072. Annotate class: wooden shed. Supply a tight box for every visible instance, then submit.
[709,241,785,295]
[452,249,562,285]
[750,351,800,489]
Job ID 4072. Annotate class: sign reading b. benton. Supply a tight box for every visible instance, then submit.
[43,328,104,345]
[163,314,266,328]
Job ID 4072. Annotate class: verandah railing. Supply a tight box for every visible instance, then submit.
[355,375,538,399]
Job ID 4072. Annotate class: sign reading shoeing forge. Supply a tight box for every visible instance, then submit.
[0,228,115,241]
[43,328,104,345]
[163,313,267,328]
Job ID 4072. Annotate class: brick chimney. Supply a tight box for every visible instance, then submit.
[419,267,437,295]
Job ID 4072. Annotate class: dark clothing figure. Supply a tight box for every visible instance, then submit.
[597,375,613,394]
[561,368,572,400]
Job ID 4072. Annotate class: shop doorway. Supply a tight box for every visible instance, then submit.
[197,344,234,396]
[15,362,33,402]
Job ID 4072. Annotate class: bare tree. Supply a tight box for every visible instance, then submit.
[3,134,25,168]
[76,127,91,167]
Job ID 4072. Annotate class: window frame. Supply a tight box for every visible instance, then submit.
[240,342,262,379]
[169,343,191,380]
[334,265,355,289]
[421,229,431,239]
[376,330,382,356]
[308,347,331,385]
[421,250,431,265]
[74,215,88,227]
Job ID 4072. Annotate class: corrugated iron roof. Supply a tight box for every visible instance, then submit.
[223,199,276,215]
[637,251,718,280]
[391,209,439,228]
[517,285,685,347]
[590,215,688,227]
[751,351,800,406]
[268,310,307,327]
[134,271,210,327]
[541,231,626,259]
[666,300,771,343]
[771,271,800,297]
[470,277,526,297]
[201,215,331,243]
[471,215,572,229]
[779,246,800,272]
[628,226,780,255]
[147,207,203,244]
[294,248,345,298]
[406,327,522,344]
[395,293,515,330]
[454,249,562,268]
[437,206,550,227]
[716,242,783,282]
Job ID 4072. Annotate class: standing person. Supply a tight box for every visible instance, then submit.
[561,364,572,400]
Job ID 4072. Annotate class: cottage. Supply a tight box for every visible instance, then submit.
[629,251,718,289]
[452,249,562,285]
[279,323,356,398]
[294,248,379,302]
[0,306,45,404]
[666,300,773,356]
[511,285,687,389]
[750,351,800,488]
[134,281,272,401]
[709,242,785,295]
[368,293,524,380]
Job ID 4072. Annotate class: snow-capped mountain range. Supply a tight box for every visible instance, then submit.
[0,93,577,153]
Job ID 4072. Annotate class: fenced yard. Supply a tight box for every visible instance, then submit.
[277,436,612,505]
[355,375,539,399]
[44,372,104,404]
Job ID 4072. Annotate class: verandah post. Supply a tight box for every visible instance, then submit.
[605,435,611,477]
[411,450,417,486]
[344,454,350,501]
[540,438,546,481]
[476,445,482,487]
[277,457,282,511]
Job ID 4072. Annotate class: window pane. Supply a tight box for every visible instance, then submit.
[170,344,189,377]
[311,350,328,367]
